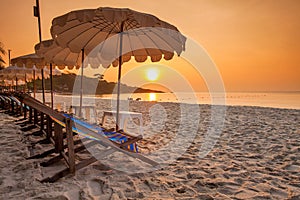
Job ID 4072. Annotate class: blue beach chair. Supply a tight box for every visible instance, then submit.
[51,113,140,153]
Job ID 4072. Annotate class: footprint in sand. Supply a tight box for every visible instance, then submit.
[64,189,80,200]
[87,179,105,197]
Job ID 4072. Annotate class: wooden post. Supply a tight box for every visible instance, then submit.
[11,100,14,114]
[17,103,22,116]
[66,118,75,173]
[54,122,63,153]
[29,107,33,123]
[34,109,38,125]
[46,115,52,140]
[23,106,27,119]
[40,113,44,131]
[19,104,22,116]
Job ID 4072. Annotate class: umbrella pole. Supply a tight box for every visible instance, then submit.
[41,68,45,104]
[15,76,18,92]
[116,56,122,130]
[116,22,124,130]
[33,70,36,98]
[50,63,53,109]
[79,48,84,118]
[24,73,27,93]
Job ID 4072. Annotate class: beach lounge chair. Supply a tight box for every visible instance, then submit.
[15,93,158,182]
[51,113,141,153]
[0,93,29,115]
[10,95,30,115]
[41,113,157,182]
[0,94,8,109]
[0,94,12,110]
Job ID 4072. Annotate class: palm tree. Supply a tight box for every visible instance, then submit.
[0,41,6,69]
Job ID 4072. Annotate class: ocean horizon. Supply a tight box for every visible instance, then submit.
[35,91,300,110]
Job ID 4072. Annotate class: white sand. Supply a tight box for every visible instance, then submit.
[0,101,299,199]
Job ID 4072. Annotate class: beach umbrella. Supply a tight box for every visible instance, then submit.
[1,64,61,112]
[43,66,63,108]
[35,39,126,117]
[35,39,81,69]
[11,53,45,69]
[0,65,29,78]
[0,75,15,91]
[11,54,63,108]
[0,73,21,91]
[0,76,14,92]
[0,66,36,92]
[35,39,82,110]
[51,7,186,129]
[0,65,57,93]
[11,54,47,102]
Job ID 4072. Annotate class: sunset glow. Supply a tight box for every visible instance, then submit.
[0,0,299,92]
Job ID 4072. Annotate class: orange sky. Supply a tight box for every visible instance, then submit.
[0,0,299,92]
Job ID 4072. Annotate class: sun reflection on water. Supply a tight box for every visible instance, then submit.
[149,93,157,101]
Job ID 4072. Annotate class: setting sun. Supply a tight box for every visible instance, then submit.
[146,68,159,81]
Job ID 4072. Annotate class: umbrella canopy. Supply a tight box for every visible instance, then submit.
[36,38,132,116]
[0,72,29,81]
[0,65,32,75]
[51,7,186,68]
[0,66,33,92]
[11,53,46,69]
[0,65,39,83]
[11,54,61,102]
[50,7,186,129]
[35,39,81,70]
[0,65,47,79]
[11,54,46,101]
[0,74,25,92]
[44,67,62,77]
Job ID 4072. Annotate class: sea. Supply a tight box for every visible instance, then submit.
[37,92,300,110]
